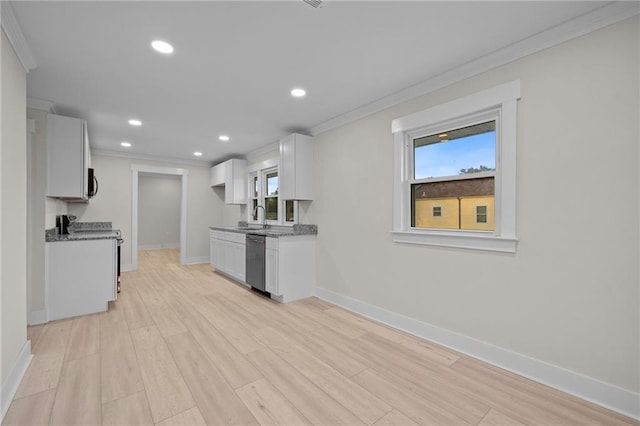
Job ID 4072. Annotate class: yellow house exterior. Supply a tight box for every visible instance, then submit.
[415,198,459,229]
[413,176,495,231]
[460,196,495,231]
[415,195,495,231]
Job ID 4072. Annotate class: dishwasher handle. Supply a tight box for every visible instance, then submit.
[246,234,265,244]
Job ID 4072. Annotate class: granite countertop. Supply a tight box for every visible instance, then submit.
[46,221,122,242]
[209,223,317,238]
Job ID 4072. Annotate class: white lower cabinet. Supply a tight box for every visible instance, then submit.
[265,235,316,303]
[228,239,246,282]
[46,238,117,321]
[210,229,315,303]
[265,239,279,294]
[210,230,224,269]
[210,230,246,282]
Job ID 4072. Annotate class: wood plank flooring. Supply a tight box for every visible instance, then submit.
[4,248,638,425]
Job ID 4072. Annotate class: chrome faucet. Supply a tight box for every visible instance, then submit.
[252,205,267,229]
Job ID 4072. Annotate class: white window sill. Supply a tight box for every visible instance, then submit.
[392,230,518,253]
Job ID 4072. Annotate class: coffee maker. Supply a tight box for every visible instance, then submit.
[56,214,77,235]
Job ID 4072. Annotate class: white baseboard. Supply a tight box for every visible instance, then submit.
[183,256,208,265]
[27,309,47,325]
[1,341,33,422]
[121,263,135,272]
[138,243,180,250]
[315,287,640,420]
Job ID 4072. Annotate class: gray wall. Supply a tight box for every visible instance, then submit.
[307,17,639,394]
[138,174,181,249]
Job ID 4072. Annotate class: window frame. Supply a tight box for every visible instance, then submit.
[284,199,298,224]
[476,205,488,224]
[263,167,279,222]
[247,160,297,226]
[392,80,520,253]
[249,172,259,221]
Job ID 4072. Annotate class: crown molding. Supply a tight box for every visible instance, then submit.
[246,141,279,162]
[92,149,214,168]
[1,2,36,72]
[27,98,55,113]
[309,1,640,136]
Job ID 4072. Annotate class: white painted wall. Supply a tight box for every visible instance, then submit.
[25,107,71,324]
[138,174,181,249]
[25,108,54,322]
[1,28,28,403]
[308,16,639,398]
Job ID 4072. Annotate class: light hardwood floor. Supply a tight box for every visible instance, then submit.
[4,248,637,425]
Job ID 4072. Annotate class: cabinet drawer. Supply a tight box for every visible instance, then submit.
[211,230,225,240]
[266,237,278,250]
[226,232,246,244]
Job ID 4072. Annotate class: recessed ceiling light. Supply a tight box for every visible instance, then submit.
[151,40,174,54]
[121,141,132,147]
[219,135,230,142]
[438,133,448,138]
[194,151,203,157]
[291,88,306,98]
[128,119,142,126]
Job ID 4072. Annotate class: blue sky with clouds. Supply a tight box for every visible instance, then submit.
[414,132,495,179]
[267,174,279,196]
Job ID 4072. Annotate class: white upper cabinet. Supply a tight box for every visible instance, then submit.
[279,133,314,200]
[210,162,226,187]
[210,158,247,204]
[46,114,90,201]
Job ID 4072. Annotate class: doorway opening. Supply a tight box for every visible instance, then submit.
[131,165,188,270]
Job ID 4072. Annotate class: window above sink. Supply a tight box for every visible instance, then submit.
[248,164,298,226]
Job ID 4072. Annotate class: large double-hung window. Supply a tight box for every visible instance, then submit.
[392,80,520,252]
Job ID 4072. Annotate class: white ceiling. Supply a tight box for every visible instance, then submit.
[10,1,616,165]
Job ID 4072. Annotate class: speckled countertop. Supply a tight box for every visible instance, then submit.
[209,223,317,238]
[46,222,122,242]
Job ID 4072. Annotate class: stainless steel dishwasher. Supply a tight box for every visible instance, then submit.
[246,233,266,291]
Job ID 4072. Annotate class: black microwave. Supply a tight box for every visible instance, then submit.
[88,168,98,198]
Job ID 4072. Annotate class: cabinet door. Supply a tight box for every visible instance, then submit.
[46,239,115,320]
[228,241,240,280]
[279,134,314,200]
[213,238,227,272]
[265,248,279,295]
[226,159,248,204]
[209,235,218,268]
[211,162,226,187]
[237,243,246,282]
[47,114,88,199]
[279,134,296,200]
[221,240,231,273]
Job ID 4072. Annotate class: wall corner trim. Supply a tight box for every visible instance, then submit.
[315,287,640,420]
[0,341,33,422]
[0,2,37,71]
